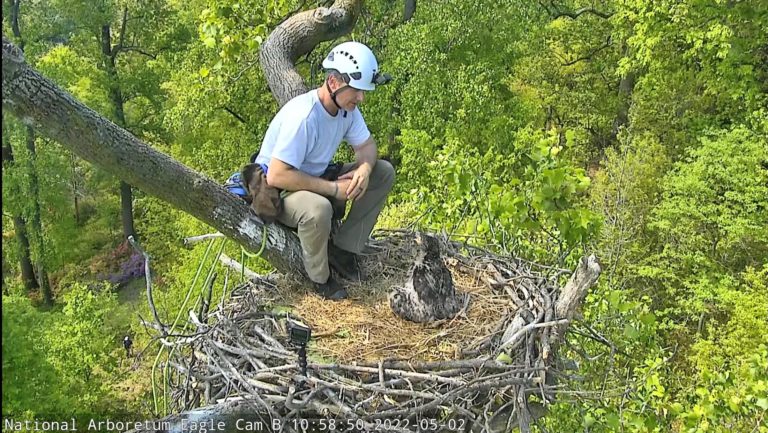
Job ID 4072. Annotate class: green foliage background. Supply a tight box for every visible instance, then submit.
[2,0,766,431]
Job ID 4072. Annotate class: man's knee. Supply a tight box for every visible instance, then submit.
[373,159,395,187]
[302,198,334,228]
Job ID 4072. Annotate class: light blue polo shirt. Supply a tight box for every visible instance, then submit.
[255,89,371,177]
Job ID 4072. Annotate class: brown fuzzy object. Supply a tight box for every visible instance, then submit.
[241,163,282,223]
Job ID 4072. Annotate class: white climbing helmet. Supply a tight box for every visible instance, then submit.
[322,41,381,91]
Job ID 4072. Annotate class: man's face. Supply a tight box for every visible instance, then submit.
[331,76,365,111]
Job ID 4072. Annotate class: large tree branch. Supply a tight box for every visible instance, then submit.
[2,36,307,278]
[259,0,361,106]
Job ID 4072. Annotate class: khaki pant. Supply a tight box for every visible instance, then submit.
[278,159,395,283]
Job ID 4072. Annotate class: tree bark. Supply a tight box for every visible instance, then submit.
[2,105,38,293]
[260,0,360,106]
[3,36,307,278]
[25,127,53,305]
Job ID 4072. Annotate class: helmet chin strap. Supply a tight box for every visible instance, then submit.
[326,79,353,116]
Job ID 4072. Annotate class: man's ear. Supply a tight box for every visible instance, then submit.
[328,75,344,92]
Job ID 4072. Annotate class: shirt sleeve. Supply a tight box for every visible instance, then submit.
[344,108,371,148]
[271,118,311,169]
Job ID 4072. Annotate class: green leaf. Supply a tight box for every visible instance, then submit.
[623,324,640,339]
[670,402,685,414]
[757,398,768,410]
[639,312,657,326]
[583,413,596,428]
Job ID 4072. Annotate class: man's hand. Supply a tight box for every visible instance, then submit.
[333,178,353,200]
[339,163,372,201]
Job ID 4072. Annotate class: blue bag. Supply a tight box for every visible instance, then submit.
[224,172,249,199]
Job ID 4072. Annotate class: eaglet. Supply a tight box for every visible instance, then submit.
[389,233,469,323]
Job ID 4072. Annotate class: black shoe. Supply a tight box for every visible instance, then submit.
[328,243,361,281]
[313,276,348,300]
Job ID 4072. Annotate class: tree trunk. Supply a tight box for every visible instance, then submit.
[260,0,360,106]
[608,42,636,144]
[404,0,416,22]
[2,114,39,292]
[102,22,137,241]
[120,180,136,239]
[2,251,8,290]
[71,153,81,225]
[3,37,306,278]
[25,127,53,306]
[610,70,635,142]
[13,215,38,291]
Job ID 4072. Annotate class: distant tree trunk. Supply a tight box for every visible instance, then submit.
[101,22,137,241]
[13,215,38,291]
[119,180,136,239]
[1,252,9,290]
[610,70,635,142]
[70,153,81,225]
[25,127,53,305]
[404,0,416,22]
[608,41,636,144]
[2,108,38,293]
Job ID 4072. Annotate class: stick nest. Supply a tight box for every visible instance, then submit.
[153,230,584,433]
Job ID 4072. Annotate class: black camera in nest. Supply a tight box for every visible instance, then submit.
[286,318,312,347]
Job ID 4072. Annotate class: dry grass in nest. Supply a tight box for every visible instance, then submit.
[269,232,516,364]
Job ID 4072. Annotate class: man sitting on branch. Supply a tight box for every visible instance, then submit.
[252,41,395,301]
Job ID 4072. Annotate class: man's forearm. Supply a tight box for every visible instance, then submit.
[355,140,378,171]
[267,166,335,196]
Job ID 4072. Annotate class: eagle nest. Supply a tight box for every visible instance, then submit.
[139,230,600,433]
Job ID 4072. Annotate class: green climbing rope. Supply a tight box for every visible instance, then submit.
[240,225,268,280]
[151,237,218,415]
[151,228,269,415]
